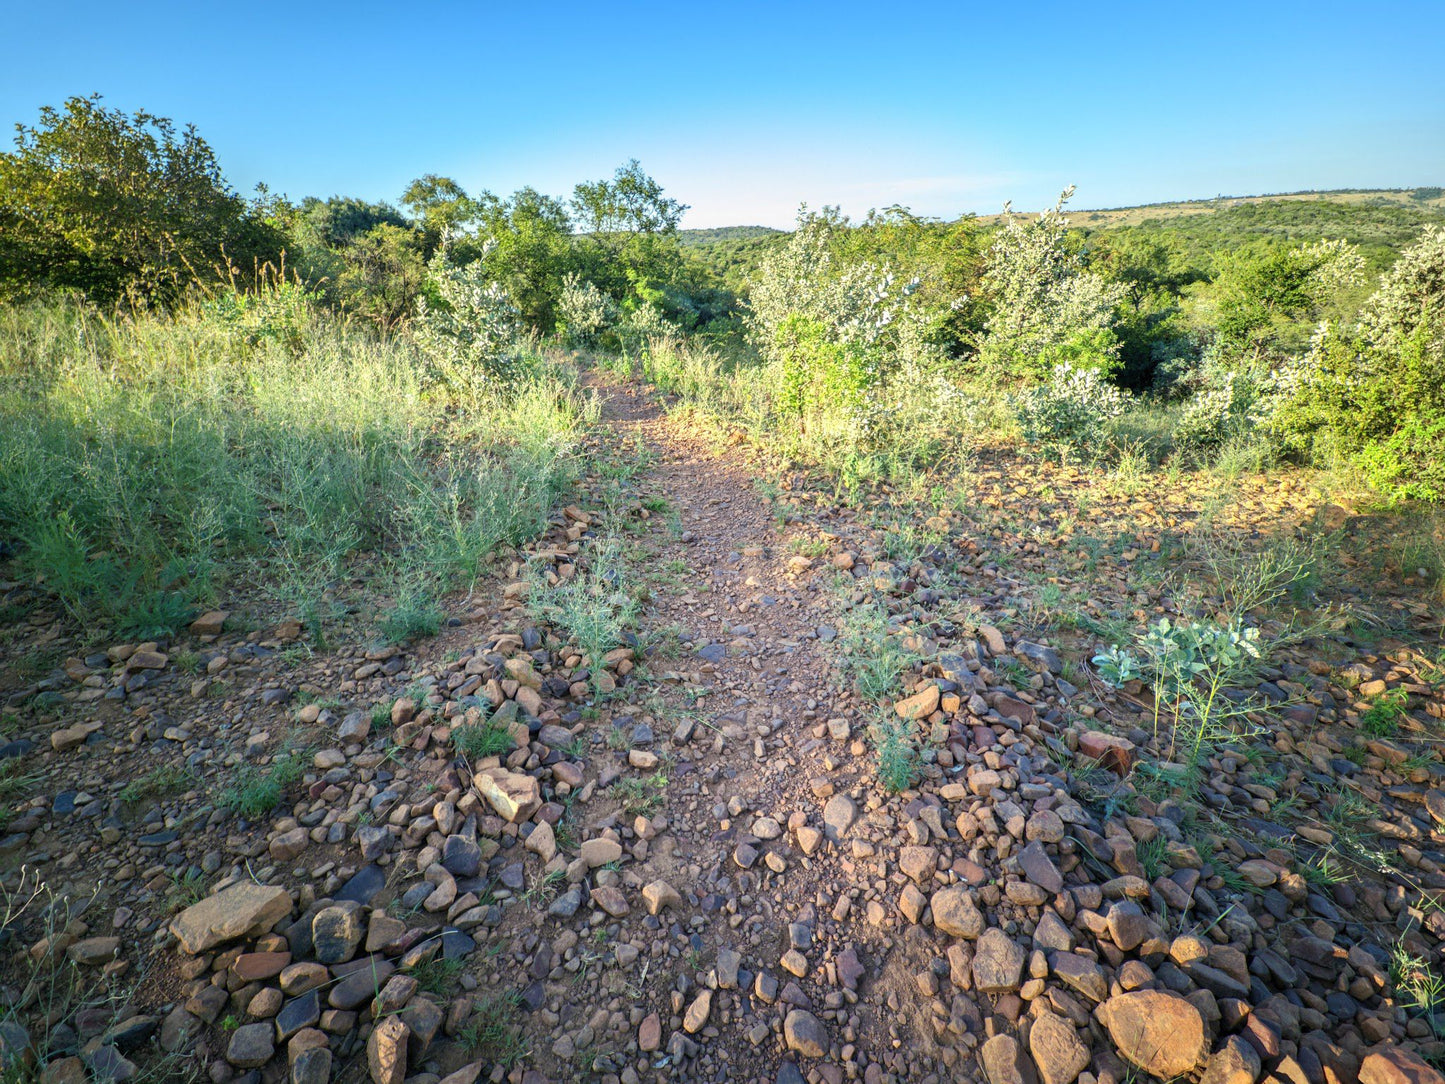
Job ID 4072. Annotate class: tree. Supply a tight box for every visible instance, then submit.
[572,161,689,303]
[473,187,574,329]
[401,174,478,254]
[978,187,1127,381]
[0,95,283,302]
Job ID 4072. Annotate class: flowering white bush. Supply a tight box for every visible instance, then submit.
[747,207,919,359]
[1014,362,1128,458]
[980,186,1126,381]
[556,272,617,345]
[415,245,524,394]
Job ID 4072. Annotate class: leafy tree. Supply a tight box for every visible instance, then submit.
[572,161,689,304]
[1214,238,1364,360]
[978,187,1126,381]
[0,95,283,302]
[473,187,574,329]
[401,175,478,253]
[331,223,426,330]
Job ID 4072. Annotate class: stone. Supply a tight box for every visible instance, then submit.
[980,1033,1036,1084]
[783,1010,828,1058]
[1200,1035,1263,1084]
[1360,1046,1445,1084]
[474,769,541,823]
[291,1047,333,1084]
[1078,730,1134,774]
[1017,841,1063,895]
[226,1022,274,1068]
[524,821,556,862]
[368,1016,409,1084]
[896,684,940,720]
[899,846,937,884]
[579,837,623,867]
[1098,990,1205,1079]
[931,885,985,939]
[973,928,1026,993]
[1029,1010,1089,1084]
[170,883,292,954]
[823,795,856,836]
[638,1012,662,1052]
[642,880,681,915]
[683,989,712,1033]
[311,903,364,965]
[66,936,119,966]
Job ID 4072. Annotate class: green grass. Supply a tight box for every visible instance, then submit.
[869,716,920,795]
[223,750,307,819]
[0,294,595,639]
[460,992,529,1068]
[1361,688,1411,737]
[453,717,515,760]
[119,764,194,806]
[409,954,464,996]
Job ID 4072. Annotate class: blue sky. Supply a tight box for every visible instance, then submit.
[3,1,1441,228]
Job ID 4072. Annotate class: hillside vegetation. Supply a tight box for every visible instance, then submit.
[2,97,1445,1084]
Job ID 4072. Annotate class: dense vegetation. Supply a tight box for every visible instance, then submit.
[1,95,1443,641]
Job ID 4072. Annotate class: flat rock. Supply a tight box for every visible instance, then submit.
[931,885,985,939]
[170,883,292,954]
[1098,990,1204,1079]
[783,1010,828,1058]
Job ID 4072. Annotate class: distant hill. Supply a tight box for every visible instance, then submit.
[678,225,782,247]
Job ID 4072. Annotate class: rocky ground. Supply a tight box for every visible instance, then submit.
[1,366,1444,1084]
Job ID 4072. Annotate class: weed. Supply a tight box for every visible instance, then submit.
[223,750,306,819]
[119,763,194,806]
[453,717,515,760]
[869,715,919,795]
[1361,688,1410,737]
[410,953,464,996]
[838,601,918,702]
[614,769,669,816]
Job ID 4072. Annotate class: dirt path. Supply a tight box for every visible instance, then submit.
[510,375,960,1082]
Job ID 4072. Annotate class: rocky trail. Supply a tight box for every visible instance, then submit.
[1,366,1444,1084]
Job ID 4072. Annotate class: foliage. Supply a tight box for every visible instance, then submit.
[415,247,526,397]
[0,293,591,638]
[870,716,920,795]
[530,538,640,691]
[1264,228,1445,501]
[0,95,283,303]
[979,187,1127,382]
[556,273,618,345]
[1013,362,1128,459]
[453,716,516,759]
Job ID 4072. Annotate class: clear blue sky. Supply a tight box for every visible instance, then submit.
[3,1,1441,229]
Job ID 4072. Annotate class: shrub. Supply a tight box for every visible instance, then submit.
[1014,362,1128,460]
[415,247,526,397]
[556,273,617,345]
[978,187,1127,382]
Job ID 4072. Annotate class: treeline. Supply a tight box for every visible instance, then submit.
[0,95,734,337]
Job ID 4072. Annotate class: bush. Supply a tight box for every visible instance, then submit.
[415,248,526,397]
[556,273,617,345]
[1014,362,1128,459]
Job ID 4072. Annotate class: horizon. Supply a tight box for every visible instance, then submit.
[3,1,1442,229]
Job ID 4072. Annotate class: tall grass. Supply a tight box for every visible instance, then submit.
[0,293,596,639]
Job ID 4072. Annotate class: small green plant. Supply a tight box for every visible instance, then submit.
[1361,688,1410,737]
[614,769,669,816]
[223,750,306,819]
[119,764,194,805]
[460,992,529,1068]
[839,602,917,702]
[379,579,443,644]
[453,717,515,760]
[870,716,919,795]
[530,537,640,691]
[410,954,464,996]
[1391,944,1445,1038]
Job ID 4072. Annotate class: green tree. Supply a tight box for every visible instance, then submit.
[571,160,689,304]
[0,95,283,303]
[401,175,478,254]
[473,187,574,329]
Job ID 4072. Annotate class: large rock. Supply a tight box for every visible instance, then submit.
[973,928,1026,993]
[367,1016,409,1084]
[1360,1046,1445,1084]
[225,1022,274,1068]
[170,883,292,954]
[1078,730,1134,775]
[1200,1035,1263,1084]
[783,1010,828,1058]
[1098,990,1204,1079]
[930,885,985,939]
[475,769,541,823]
[1029,1010,1089,1084]
[980,1033,1037,1084]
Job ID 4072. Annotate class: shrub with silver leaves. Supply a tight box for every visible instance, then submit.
[415,245,524,395]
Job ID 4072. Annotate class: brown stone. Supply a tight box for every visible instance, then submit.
[170,884,292,955]
[1098,990,1204,1078]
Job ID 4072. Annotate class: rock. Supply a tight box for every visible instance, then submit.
[973,928,1025,993]
[638,1012,662,1052]
[270,827,309,862]
[980,1033,1036,1084]
[39,1057,87,1084]
[579,837,623,867]
[823,795,856,836]
[1200,1035,1263,1084]
[590,886,629,917]
[66,936,119,966]
[900,846,938,884]
[1360,1046,1445,1084]
[225,1022,274,1068]
[312,903,364,965]
[683,989,712,1033]
[190,610,228,636]
[367,1015,409,1084]
[1098,990,1205,1079]
[475,769,541,823]
[1078,730,1134,774]
[292,1047,333,1084]
[783,1010,828,1058]
[1017,841,1063,895]
[641,880,681,915]
[524,821,556,863]
[1029,1010,1089,1084]
[170,883,292,954]
[896,684,940,720]
[931,885,985,939]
